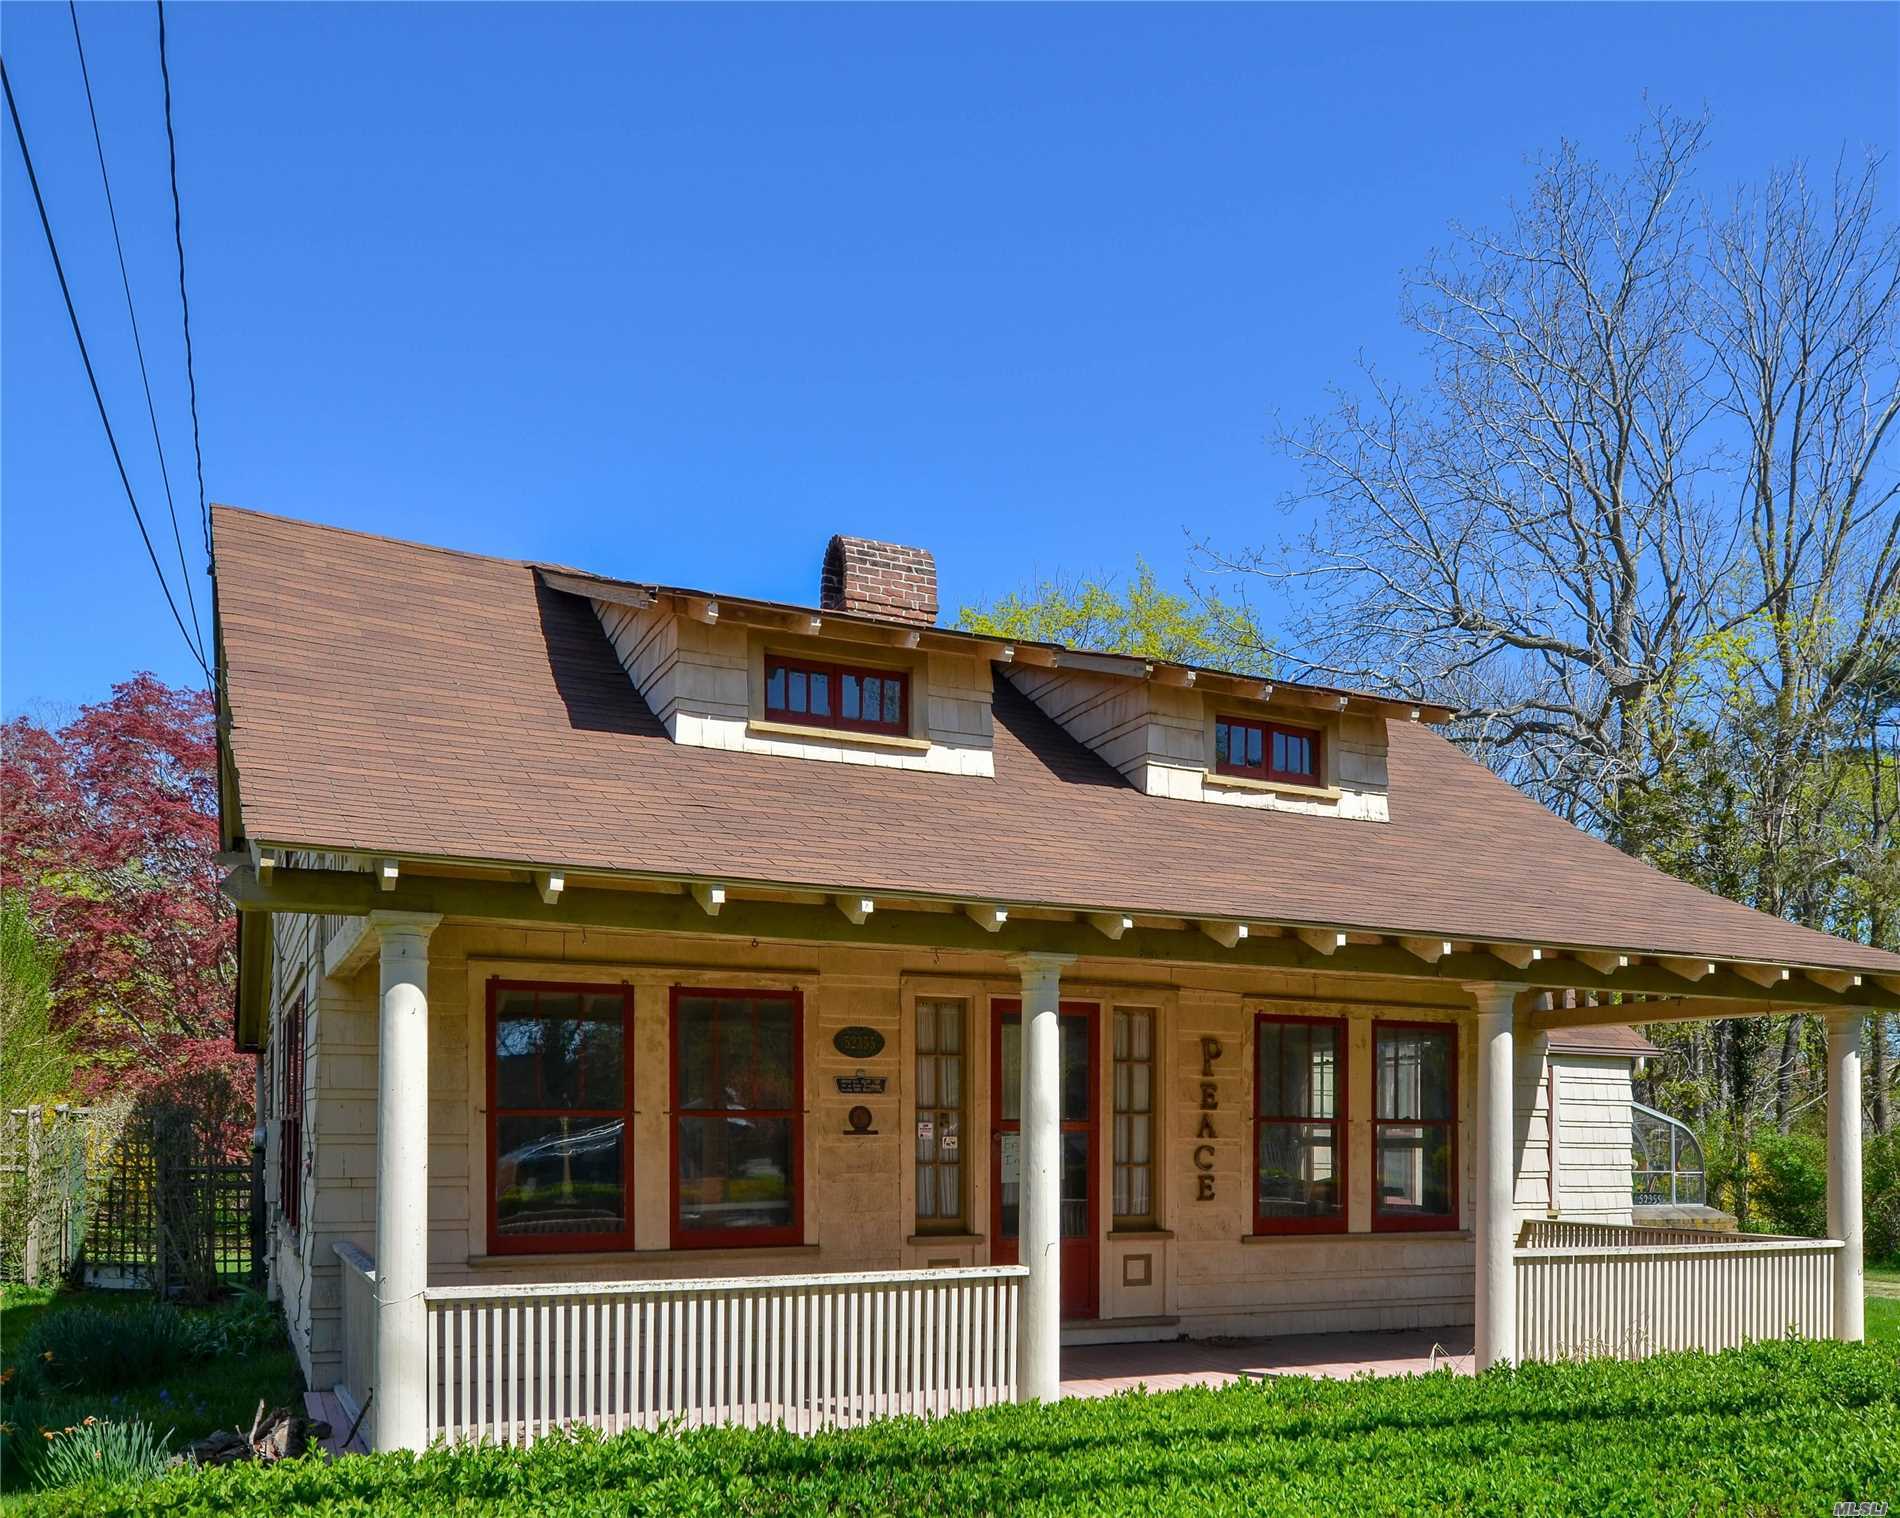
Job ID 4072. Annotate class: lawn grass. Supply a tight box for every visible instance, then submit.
[7,1337,1896,1518]
[1,1285,302,1497]
[1869,1294,1900,1345]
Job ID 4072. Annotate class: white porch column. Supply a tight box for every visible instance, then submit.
[1827,1009,1866,1343]
[370,910,442,1452]
[1467,982,1525,1370]
[1009,951,1074,1404]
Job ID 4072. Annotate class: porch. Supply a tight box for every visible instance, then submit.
[329,1215,1846,1448]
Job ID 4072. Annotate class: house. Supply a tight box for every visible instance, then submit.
[211,504,1894,1453]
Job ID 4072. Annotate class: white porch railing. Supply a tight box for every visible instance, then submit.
[1517,1219,1745,1249]
[335,1241,379,1433]
[1515,1223,1841,1362]
[414,1265,1026,1446]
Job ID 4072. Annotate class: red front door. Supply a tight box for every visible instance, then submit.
[991,998,1099,1322]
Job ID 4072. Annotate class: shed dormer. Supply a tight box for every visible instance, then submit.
[544,537,999,776]
[1006,663,1429,822]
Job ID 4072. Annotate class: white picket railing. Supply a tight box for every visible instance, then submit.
[335,1241,379,1434]
[418,1265,1027,1446]
[1515,1235,1841,1362]
[1517,1219,1743,1249]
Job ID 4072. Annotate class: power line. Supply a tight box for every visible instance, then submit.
[155,0,210,570]
[2,52,211,679]
[68,0,205,662]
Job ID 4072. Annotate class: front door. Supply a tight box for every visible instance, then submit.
[990,999,1099,1321]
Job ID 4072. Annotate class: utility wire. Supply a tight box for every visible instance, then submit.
[155,0,210,570]
[2,52,211,679]
[68,0,205,663]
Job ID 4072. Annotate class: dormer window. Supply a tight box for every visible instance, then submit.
[1215,716,1322,785]
[764,652,910,737]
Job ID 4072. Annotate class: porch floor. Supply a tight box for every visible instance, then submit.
[1060,1327,1476,1398]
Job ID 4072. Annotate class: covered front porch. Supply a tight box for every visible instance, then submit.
[323,914,1867,1452]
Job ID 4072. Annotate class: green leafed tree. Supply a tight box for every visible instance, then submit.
[957,557,1273,674]
[1,893,71,1114]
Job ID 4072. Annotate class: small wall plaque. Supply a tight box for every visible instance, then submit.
[845,1104,876,1135]
[835,1074,887,1095]
[833,1026,886,1060]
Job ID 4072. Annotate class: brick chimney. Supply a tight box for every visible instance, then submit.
[820,535,938,626]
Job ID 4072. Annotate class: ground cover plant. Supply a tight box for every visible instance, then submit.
[0,1286,300,1496]
[8,1337,1897,1517]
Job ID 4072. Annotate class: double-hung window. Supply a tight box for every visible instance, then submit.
[914,997,966,1234]
[1253,1014,1346,1234]
[488,981,636,1253]
[278,999,305,1237]
[1112,1007,1156,1228]
[671,989,803,1248]
[764,653,910,737]
[1214,716,1323,785]
[1372,1022,1457,1230]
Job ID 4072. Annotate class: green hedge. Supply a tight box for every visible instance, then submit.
[12,1339,1899,1517]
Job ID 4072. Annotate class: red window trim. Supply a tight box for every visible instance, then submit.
[1251,1012,1349,1237]
[1370,1019,1460,1233]
[279,997,305,1237]
[764,652,911,737]
[669,986,805,1250]
[485,978,638,1256]
[1214,715,1323,785]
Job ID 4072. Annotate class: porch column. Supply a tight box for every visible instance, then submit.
[1009,951,1074,1404]
[370,910,442,1452]
[1827,1009,1866,1343]
[1467,982,1524,1370]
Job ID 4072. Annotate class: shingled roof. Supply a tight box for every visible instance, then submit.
[212,504,1900,978]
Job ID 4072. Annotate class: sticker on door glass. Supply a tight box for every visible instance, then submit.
[1000,1133,1019,1184]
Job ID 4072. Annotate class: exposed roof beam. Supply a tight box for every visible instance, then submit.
[1010,645,1059,669]
[1201,920,1249,949]
[1399,936,1452,964]
[1296,927,1347,956]
[1733,963,1790,989]
[218,865,1900,1011]
[1491,943,1542,970]
[691,882,727,917]
[1574,951,1628,975]
[534,870,565,906]
[965,903,1008,933]
[1529,996,1790,1032]
[1658,956,1715,983]
[252,844,278,883]
[1806,970,1862,995]
[687,598,719,625]
[378,858,400,892]
[833,894,875,926]
[1089,912,1134,941]
[1151,666,1197,688]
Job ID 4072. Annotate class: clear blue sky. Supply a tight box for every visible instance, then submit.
[4,2,1895,716]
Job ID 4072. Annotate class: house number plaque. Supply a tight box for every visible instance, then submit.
[1194,1036,1222,1201]
[832,1026,886,1060]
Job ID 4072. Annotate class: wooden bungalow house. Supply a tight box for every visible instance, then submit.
[211,505,1895,1454]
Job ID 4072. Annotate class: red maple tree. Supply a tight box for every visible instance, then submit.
[1,674,247,1122]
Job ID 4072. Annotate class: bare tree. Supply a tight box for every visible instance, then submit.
[1199,112,1730,836]
[1200,112,1900,1194]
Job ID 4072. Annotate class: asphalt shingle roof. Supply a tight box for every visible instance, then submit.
[213,504,1900,977]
